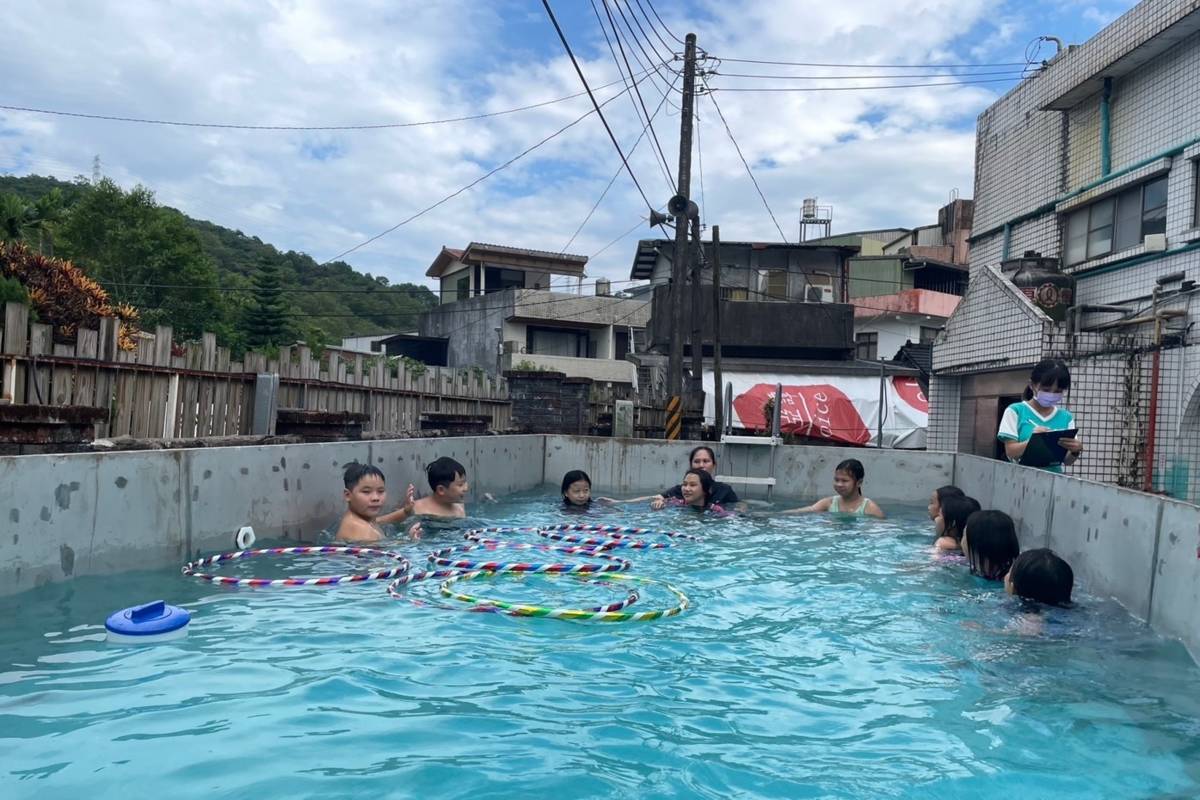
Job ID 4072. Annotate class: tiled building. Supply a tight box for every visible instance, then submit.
[931,1,1200,496]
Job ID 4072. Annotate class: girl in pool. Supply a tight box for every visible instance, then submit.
[782,459,885,518]
[962,509,1020,581]
[653,469,731,515]
[934,494,981,551]
[928,484,964,523]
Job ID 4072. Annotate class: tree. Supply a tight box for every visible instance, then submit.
[0,193,33,242]
[56,179,230,340]
[245,259,291,348]
[28,188,67,255]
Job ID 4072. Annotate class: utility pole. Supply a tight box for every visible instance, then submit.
[689,215,703,401]
[711,225,724,438]
[667,32,698,399]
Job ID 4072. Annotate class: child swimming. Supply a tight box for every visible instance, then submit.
[561,469,593,509]
[334,463,416,543]
[928,484,965,522]
[934,494,981,551]
[412,456,469,519]
[782,459,885,518]
[1006,548,1074,606]
[961,509,1020,581]
[653,469,730,515]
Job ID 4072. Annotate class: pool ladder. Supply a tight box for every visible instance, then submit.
[716,382,781,500]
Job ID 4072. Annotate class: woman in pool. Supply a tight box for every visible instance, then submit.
[651,446,739,509]
[653,469,731,515]
[781,458,885,518]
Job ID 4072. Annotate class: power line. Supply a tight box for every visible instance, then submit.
[592,216,649,259]
[703,83,788,243]
[591,0,675,190]
[0,75,643,132]
[321,72,647,264]
[695,108,706,217]
[629,0,677,57]
[715,57,1032,68]
[643,0,684,44]
[540,0,657,216]
[709,68,1030,80]
[559,70,681,254]
[610,0,682,95]
[708,76,1029,92]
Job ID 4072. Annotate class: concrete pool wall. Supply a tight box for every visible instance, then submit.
[2,435,1198,662]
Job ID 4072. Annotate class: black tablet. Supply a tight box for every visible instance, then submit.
[1019,428,1079,468]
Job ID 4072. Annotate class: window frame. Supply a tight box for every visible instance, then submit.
[1064,175,1170,266]
[855,331,878,361]
[455,274,470,301]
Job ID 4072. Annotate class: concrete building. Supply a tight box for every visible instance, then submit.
[930,1,1200,496]
[843,199,973,361]
[339,332,413,354]
[418,243,650,386]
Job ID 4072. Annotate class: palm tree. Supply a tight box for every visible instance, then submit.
[0,193,33,242]
[28,189,67,255]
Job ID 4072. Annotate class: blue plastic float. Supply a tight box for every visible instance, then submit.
[105,600,191,644]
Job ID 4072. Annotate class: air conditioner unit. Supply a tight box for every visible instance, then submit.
[1144,233,1167,252]
[502,340,523,354]
[805,285,834,303]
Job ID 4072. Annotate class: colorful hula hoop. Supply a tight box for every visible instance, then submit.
[182,546,410,587]
[427,541,631,574]
[439,571,689,622]
[386,569,640,614]
[537,523,703,543]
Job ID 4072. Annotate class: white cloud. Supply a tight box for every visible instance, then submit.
[0,0,1070,290]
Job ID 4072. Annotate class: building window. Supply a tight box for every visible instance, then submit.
[484,266,525,293]
[756,269,789,300]
[855,332,878,361]
[455,275,470,301]
[1065,176,1168,265]
[527,326,588,358]
[720,287,749,301]
[919,325,940,344]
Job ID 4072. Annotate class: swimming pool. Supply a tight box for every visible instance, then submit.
[2,492,1198,798]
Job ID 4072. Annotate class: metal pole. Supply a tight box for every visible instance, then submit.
[772,383,783,439]
[667,32,697,398]
[877,358,886,448]
[711,225,724,438]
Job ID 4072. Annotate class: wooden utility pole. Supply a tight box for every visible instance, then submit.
[689,215,703,401]
[711,225,724,438]
[667,32,698,398]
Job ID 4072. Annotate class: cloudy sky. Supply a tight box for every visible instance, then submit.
[0,0,1133,292]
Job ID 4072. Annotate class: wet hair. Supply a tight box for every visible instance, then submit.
[343,462,385,489]
[689,446,717,467]
[940,494,981,542]
[560,470,592,507]
[935,485,965,505]
[964,510,1020,581]
[426,456,466,491]
[835,459,865,483]
[1023,358,1072,401]
[1009,548,1074,606]
[683,468,715,503]
[560,469,591,495]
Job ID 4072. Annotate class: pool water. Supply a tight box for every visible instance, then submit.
[2,492,1199,799]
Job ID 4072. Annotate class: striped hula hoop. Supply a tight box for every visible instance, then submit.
[428,541,632,574]
[182,546,410,587]
[387,569,640,614]
[439,571,688,622]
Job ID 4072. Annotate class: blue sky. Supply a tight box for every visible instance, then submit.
[0,0,1135,291]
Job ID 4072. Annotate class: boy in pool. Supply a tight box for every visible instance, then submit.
[411,456,469,519]
[335,463,416,543]
[1006,548,1074,606]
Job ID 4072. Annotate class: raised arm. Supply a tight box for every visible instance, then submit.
[377,483,416,524]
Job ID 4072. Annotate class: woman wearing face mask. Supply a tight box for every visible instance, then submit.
[997,359,1083,473]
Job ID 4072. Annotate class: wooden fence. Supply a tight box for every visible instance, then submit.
[588,383,668,437]
[0,302,510,439]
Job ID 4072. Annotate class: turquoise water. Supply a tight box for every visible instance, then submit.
[2,493,1200,799]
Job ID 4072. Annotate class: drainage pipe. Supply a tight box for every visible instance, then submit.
[1144,286,1162,492]
[1100,78,1113,177]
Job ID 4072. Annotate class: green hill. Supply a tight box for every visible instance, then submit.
[0,174,436,353]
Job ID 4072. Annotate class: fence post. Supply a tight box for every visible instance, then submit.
[251,373,279,435]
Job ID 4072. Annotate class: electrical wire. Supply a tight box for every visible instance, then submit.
[709,68,1031,80]
[591,216,651,259]
[321,71,649,265]
[591,0,675,190]
[628,0,677,57]
[602,0,684,97]
[702,82,788,244]
[559,70,681,254]
[709,76,1030,92]
[643,0,684,44]
[694,108,706,218]
[0,74,644,132]
[611,0,682,93]
[715,57,1032,68]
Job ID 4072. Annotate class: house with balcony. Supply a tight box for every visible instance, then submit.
[627,237,928,446]
[928,1,1200,495]
[417,242,650,387]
